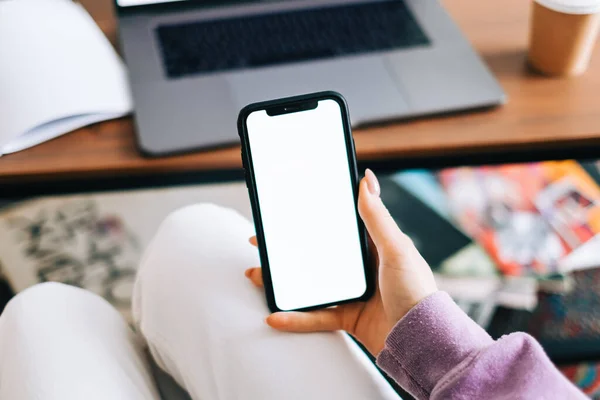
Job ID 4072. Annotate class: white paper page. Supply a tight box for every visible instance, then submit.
[0,0,132,153]
[1,112,126,154]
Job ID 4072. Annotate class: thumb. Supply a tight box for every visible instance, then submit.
[358,169,408,252]
[266,309,344,333]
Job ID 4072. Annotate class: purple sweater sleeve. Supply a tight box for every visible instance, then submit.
[376,292,585,399]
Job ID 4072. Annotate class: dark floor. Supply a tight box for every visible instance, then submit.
[0,279,14,315]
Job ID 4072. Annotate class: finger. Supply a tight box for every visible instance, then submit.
[249,236,258,247]
[358,169,410,251]
[266,309,344,333]
[367,235,380,272]
[244,267,264,287]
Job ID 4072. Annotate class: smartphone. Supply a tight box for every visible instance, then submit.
[238,91,374,313]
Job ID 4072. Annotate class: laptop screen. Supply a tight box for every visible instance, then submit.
[116,0,265,7]
[117,0,187,6]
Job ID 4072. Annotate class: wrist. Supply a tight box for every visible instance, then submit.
[377,292,493,397]
[388,288,439,327]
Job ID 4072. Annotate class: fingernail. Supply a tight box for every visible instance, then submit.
[365,169,380,197]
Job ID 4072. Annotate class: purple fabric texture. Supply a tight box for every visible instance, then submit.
[376,291,585,399]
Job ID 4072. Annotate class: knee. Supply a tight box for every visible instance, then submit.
[140,203,253,269]
[133,203,257,326]
[3,282,81,314]
[159,203,249,236]
[0,283,117,334]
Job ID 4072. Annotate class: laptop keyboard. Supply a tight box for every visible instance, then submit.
[156,1,430,79]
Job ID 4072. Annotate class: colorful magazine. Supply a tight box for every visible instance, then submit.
[439,161,600,277]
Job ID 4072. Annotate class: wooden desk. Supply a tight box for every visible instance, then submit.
[2,0,600,184]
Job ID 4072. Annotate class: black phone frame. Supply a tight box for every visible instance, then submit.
[237,91,375,313]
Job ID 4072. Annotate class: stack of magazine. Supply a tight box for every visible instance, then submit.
[380,159,600,328]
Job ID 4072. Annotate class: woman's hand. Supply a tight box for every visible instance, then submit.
[245,169,437,356]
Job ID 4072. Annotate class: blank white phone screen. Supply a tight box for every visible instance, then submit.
[246,99,367,311]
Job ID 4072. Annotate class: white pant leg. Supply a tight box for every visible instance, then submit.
[0,282,160,400]
[133,204,400,400]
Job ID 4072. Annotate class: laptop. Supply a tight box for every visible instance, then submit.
[114,0,506,156]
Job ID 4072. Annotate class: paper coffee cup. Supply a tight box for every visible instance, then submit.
[529,0,600,76]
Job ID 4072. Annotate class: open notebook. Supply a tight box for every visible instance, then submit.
[0,182,252,322]
[0,0,132,156]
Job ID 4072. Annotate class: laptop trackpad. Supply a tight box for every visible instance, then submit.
[228,57,409,125]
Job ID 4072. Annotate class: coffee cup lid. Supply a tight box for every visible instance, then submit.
[536,0,600,14]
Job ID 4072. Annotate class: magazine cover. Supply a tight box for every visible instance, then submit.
[381,172,537,312]
[379,176,472,268]
[0,182,251,322]
[439,161,600,277]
